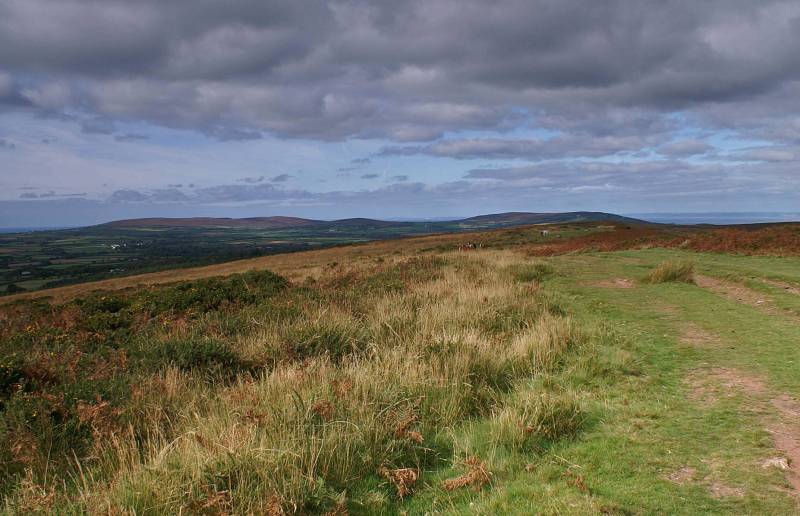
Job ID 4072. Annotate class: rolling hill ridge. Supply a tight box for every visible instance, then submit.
[102,211,646,229]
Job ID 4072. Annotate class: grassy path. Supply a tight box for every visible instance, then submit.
[546,251,800,513]
[421,250,800,514]
[396,250,800,514]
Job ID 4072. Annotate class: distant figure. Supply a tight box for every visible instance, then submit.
[540,230,550,236]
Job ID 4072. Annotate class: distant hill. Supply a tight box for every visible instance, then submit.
[459,211,646,226]
[104,216,322,229]
[101,211,646,229]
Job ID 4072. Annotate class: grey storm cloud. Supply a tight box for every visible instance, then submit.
[270,173,291,182]
[2,0,800,148]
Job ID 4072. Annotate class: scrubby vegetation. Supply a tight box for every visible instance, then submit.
[0,249,640,513]
[6,231,800,513]
[642,260,696,284]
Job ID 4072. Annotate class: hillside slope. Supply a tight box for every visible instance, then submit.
[2,228,800,513]
[99,211,646,229]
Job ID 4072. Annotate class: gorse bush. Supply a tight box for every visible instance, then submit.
[642,260,695,284]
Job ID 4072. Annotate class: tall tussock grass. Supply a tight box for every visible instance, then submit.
[0,250,632,513]
[642,260,696,284]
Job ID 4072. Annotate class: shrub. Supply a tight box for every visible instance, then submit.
[78,293,129,314]
[642,260,695,284]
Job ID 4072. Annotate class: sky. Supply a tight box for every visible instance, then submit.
[1,0,799,227]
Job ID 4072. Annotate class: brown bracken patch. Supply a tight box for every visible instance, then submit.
[441,456,492,492]
[312,399,335,421]
[379,466,419,498]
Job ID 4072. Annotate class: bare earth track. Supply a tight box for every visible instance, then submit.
[695,274,797,319]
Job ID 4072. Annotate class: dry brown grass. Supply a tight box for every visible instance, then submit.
[0,239,624,514]
[442,456,492,492]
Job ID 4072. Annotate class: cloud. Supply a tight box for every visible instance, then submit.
[108,189,149,202]
[238,175,265,183]
[728,146,799,163]
[81,116,116,135]
[657,139,713,157]
[4,157,800,227]
[1,0,800,219]
[18,190,86,199]
[150,188,190,202]
[114,133,149,142]
[382,134,665,161]
[1,0,799,146]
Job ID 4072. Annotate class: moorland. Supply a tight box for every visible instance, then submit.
[0,211,638,295]
[1,219,800,514]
